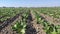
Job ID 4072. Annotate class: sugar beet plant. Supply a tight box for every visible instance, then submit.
[12,10,30,34]
[12,19,27,34]
[34,11,60,34]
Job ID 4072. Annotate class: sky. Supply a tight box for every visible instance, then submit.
[0,0,60,7]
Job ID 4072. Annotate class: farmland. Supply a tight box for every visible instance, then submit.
[0,7,60,34]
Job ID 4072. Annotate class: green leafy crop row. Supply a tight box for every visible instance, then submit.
[0,8,25,21]
[31,8,60,19]
[34,11,60,34]
[11,10,30,34]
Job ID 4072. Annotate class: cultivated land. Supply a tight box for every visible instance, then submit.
[0,7,60,34]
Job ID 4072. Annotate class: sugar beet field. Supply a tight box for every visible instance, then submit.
[0,7,60,34]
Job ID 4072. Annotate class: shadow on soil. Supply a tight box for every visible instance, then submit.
[25,12,37,34]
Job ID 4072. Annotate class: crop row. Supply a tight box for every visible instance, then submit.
[31,8,60,19]
[33,11,60,34]
[11,9,30,34]
[0,8,27,22]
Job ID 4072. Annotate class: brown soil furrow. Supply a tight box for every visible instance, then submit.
[0,16,22,34]
[40,13,60,25]
[30,10,46,34]
[26,11,37,34]
[31,19,46,34]
[0,13,22,34]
